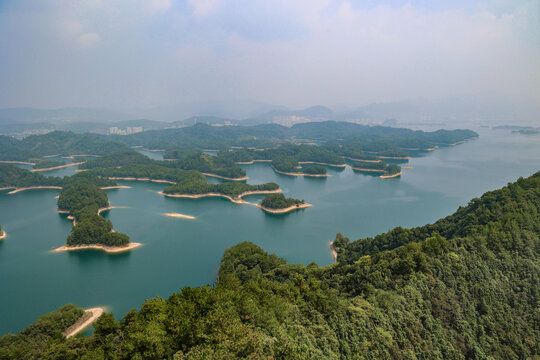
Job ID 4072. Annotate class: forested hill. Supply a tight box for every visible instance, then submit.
[0,131,130,161]
[1,172,538,359]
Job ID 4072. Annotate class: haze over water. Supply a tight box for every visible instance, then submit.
[0,127,539,334]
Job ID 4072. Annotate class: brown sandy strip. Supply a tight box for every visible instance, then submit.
[329,241,337,263]
[159,189,282,205]
[256,202,312,214]
[235,160,272,165]
[100,185,132,190]
[52,242,142,253]
[63,307,106,338]
[343,157,382,163]
[350,167,385,173]
[8,186,63,194]
[31,162,85,172]
[298,161,347,168]
[0,160,36,165]
[271,166,330,177]
[0,230,6,240]
[379,172,402,179]
[200,173,249,181]
[105,177,176,184]
[163,213,196,220]
[42,154,61,158]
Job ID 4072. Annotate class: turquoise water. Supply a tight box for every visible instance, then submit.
[0,128,539,334]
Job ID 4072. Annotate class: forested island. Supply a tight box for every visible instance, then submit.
[352,161,402,178]
[55,183,138,252]
[271,156,329,177]
[1,171,537,358]
[258,193,311,214]
[32,159,65,170]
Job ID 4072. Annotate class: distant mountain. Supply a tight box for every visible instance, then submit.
[0,107,132,124]
[259,105,334,119]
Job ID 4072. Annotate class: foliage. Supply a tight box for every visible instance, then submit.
[302,165,327,175]
[33,160,65,169]
[271,156,299,173]
[164,180,279,199]
[79,150,152,170]
[0,164,63,188]
[260,194,304,209]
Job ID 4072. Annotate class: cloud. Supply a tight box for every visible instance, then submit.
[189,0,220,16]
[76,32,101,46]
[143,0,173,15]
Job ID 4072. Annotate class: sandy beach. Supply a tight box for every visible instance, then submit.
[106,177,176,184]
[8,186,62,194]
[42,154,60,158]
[0,160,36,165]
[271,166,330,177]
[63,307,105,338]
[380,172,402,179]
[201,173,249,181]
[101,185,132,190]
[343,157,382,163]
[0,230,6,240]
[159,189,282,205]
[350,167,385,173]
[31,162,85,172]
[235,159,272,165]
[256,202,312,214]
[163,212,196,220]
[52,242,142,253]
[329,241,337,263]
[298,161,347,167]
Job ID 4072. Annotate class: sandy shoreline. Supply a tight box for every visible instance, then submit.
[350,167,385,173]
[8,186,62,194]
[0,160,36,165]
[256,202,312,214]
[106,177,176,184]
[63,307,105,338]
[343,157,382,163]
[52,242,142,253]
[101,185,132,190]
[159,189,282,205]
[376,155,410,160]
[329,241,337,263]
[298,161,347,167]
[271,166,330,177]
[200,173,249,181]
[163,212,196,220]
[235,159,272,165]
[0,230,6,240]
[31,162,85,172]
[380,172,402,179]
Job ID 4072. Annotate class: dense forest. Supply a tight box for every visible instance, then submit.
[163,180,279,199]
[79,150,152,169]
[58,183,130,247]
[260,193,305,209]
[352,161,401,175]
[1,171,537,359]
[0,164,63,188]
[0,131,130,161]
[0,164,116,189]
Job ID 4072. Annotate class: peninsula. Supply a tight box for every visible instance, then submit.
[63,307,106,339]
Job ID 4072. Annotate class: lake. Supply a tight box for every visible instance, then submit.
[1,127,539,334]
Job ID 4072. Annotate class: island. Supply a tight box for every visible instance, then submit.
[257,193,312,214]
[54,183,140,253]
[271,156,329,177]
[0,225,5,240]
[351,161,402,178]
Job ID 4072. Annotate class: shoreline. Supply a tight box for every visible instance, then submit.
[343,157,382,163]
[0,230,6,240]
[297,161,347,168]
[101,185,132,190]
[376,155,410,160]
[159,189,282,205]
[0,160,36,165]
[200,173,249,181]
[163,212,196,220]
[31,162,85,172]
[380,172,402,179]
[329,241,337,263]
[256,202,312,214]
[350,167,385,173]
[271,166,330,177]
[235,159,272,165]
[8,186,62,194]
[400,146,438,151]
[105,177,176,184]
[63,307,106,338]
[52,242,142,253]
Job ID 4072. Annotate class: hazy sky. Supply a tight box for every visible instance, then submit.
[0,0,539,109]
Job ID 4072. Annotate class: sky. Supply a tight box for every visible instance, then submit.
[0,0,539,109]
